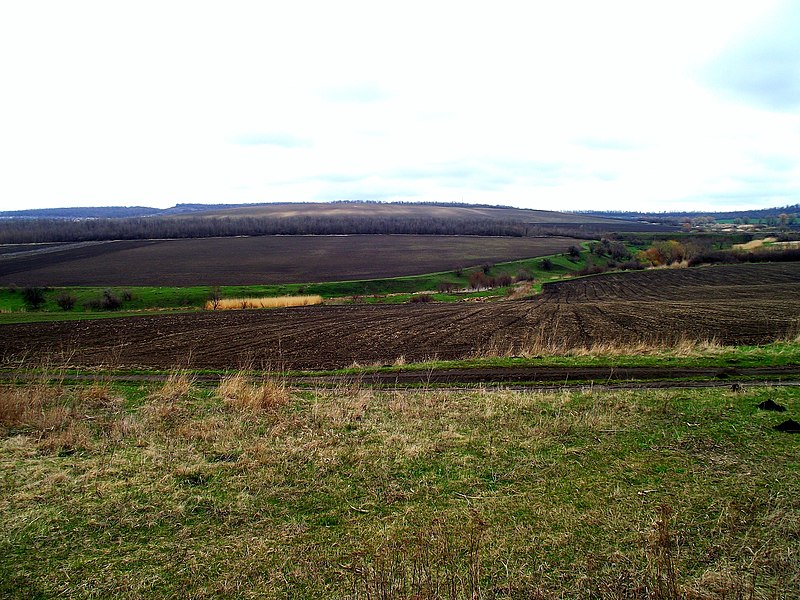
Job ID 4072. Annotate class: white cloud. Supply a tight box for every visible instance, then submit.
[702,2,800,111]
[0,0,798,212]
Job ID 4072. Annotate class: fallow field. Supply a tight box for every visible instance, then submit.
[3,262,799,371]
[0,235,578,287]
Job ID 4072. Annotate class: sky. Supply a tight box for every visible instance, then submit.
[1,1,799,213]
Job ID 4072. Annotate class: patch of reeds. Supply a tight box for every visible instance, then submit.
[204,295,323,310]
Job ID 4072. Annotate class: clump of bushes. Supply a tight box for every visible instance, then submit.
[84,289,123,311]
[688,247,800,267]
[55,292,77,311]
[409,293,434,303]
[22,287,46,310]
[468,269,532,290]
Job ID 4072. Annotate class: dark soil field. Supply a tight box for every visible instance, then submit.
[0,235,577,286]
[3,263,799,370]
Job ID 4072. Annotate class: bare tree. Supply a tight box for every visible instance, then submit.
[208,286,222,310]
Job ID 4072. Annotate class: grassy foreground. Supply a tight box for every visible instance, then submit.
[1,374,798,598]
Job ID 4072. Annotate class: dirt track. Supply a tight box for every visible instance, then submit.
[3,366,798,390]
[290,365,800,389]
[3,262,799,372]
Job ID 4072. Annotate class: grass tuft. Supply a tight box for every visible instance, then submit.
[218,372,291,410]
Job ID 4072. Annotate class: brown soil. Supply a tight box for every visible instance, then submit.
[0,235,577,286]
[2,262,799,372]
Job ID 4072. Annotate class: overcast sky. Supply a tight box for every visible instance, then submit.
[1,1,799,213]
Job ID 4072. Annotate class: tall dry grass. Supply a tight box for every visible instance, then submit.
[0,376,126,455]
[205,295,322,310]
[217,372,290,410]
[476,331,727,359]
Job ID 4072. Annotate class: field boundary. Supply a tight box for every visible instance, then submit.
[2,365,799,390]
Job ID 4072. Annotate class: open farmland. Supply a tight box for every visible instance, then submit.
[0,235,577,287]
[3,263,799,371]
[187,201,628,224]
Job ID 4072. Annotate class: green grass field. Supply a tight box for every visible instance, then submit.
[1,373,798,598]
[0,250,598,324]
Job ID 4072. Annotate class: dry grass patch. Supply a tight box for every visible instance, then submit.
[151,370,195,402]
[205,295,323,310]
[141,370,197,429]
[0,379,130,456]
[218,372,291,411]
[478,331,727,359]
[733,237,777,250]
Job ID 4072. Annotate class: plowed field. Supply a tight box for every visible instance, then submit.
[3,263,799,370]
[0,235,577,286]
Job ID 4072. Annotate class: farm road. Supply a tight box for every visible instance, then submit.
[2,366,799,390]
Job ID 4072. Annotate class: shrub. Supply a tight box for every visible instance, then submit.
[55,292,77,311]
[22,287,46,310]
[409,293,434,303]
[609,241,630,261]
[437,281,456,293]
[494,273,513,287]
[208,286,222,310]
[469,271,490,290]
[84,290,124,311]
[540,258,553,271]
[101,290,122,310]
[515,269,533,282]
[644,240,687,266]
[567,245,581,259]
[619,260,645,270]
[577,264,607,276]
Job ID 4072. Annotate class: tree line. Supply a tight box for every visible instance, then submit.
[0,214,616,244]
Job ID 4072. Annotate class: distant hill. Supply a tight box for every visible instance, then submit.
[0,206,161,219]
[0,201,671,244]
[581,204,800,221]
[181,201,626,225]
[3,201,624,223]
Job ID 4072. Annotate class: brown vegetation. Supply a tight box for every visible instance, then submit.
[217,373,290,410]
[205,295,322,310]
